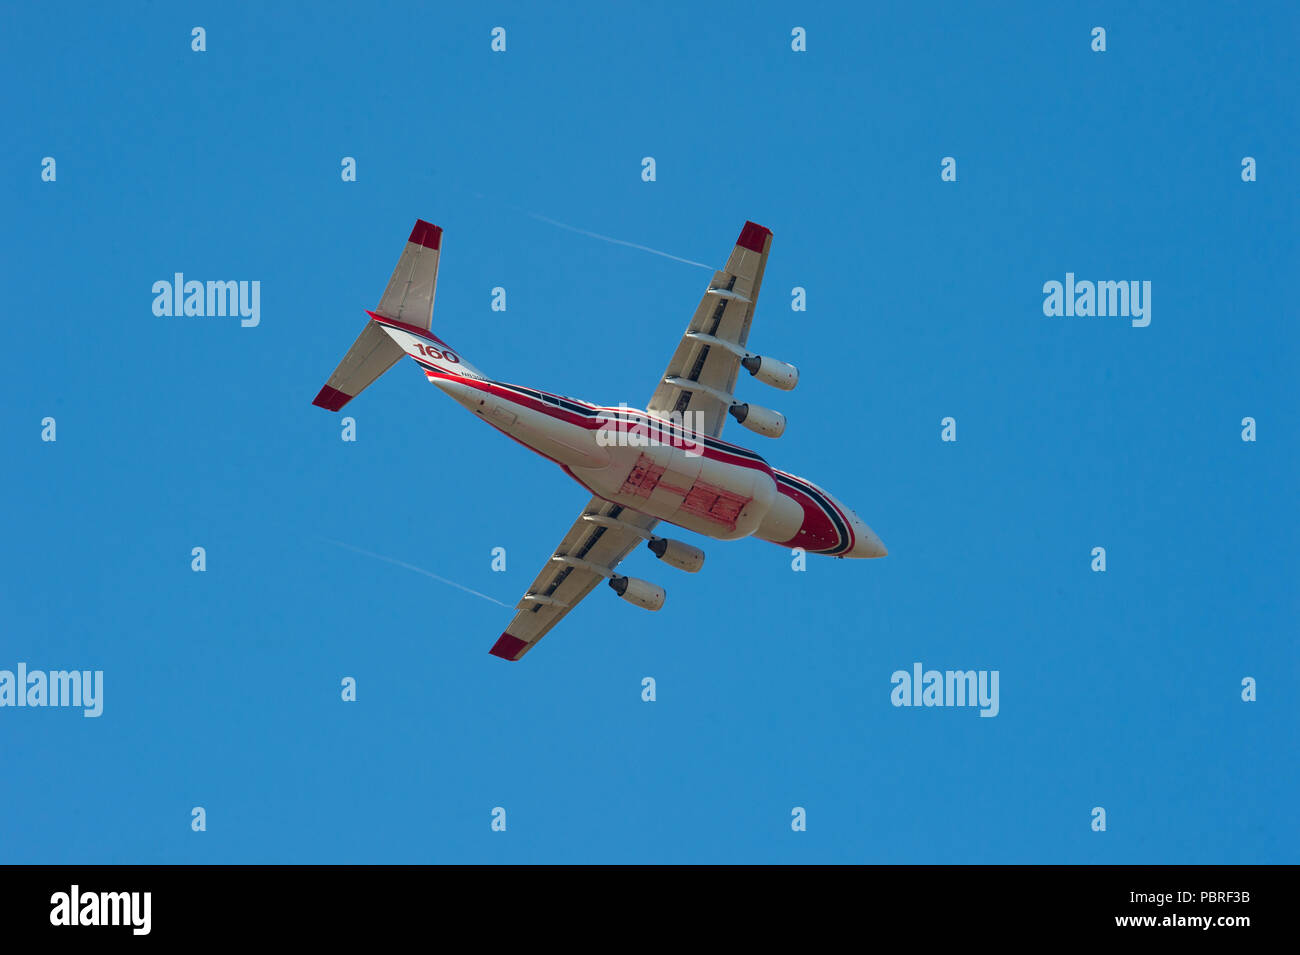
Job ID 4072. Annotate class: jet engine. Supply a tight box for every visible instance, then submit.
[729,402,786,438]
[647,537,705,573]
[608,575,666,611]
[741,354,799,391]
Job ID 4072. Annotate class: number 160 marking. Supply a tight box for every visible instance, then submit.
[413,342,460,364]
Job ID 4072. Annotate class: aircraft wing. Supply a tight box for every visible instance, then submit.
[644,221,773,438]
[489,496,660,661]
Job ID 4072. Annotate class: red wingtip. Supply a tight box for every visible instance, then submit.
[408,219,443,251]
[312,385,352,412]
[489,633,529,661]
[736,220,771,253]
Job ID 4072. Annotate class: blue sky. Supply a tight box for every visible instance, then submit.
[2,1,1296,863]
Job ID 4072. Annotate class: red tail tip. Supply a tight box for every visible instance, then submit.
[408,219,442,250]
[489,633,529,661]
[312,385,352,412]
[736,221,771,252]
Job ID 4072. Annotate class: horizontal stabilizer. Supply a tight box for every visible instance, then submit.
[312,320,405,411]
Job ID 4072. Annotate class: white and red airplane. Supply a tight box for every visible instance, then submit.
[313,220,886,660]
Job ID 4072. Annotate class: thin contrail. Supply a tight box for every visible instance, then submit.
[523,211,715,271]
[323,539,512,608]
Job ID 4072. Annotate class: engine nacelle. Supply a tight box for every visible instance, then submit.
[729,402,786,438]
[647,537,705,573]
[608,574,666,611]
[741,354,799,391]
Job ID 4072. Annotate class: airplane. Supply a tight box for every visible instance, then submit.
[313,219,887,661]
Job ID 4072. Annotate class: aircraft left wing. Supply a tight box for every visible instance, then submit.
[645,221,773,438]
[489,496,659,661]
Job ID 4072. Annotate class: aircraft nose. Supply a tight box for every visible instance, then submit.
[853,522,887,558]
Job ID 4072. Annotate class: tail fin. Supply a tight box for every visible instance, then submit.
[312,219,454,411]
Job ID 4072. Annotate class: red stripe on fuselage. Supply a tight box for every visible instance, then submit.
[416,357,854,555]
[403,338,856,558]
[435,376,775,476]
[771,473,855,555]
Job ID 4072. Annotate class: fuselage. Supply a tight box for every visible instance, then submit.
[426,371,886,559]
